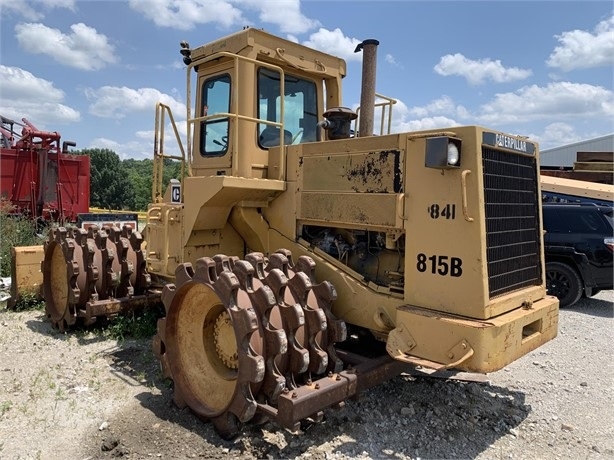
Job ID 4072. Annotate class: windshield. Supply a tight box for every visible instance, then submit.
[257,68,318,147]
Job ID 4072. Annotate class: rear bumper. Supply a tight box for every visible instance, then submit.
[386,296,559,373]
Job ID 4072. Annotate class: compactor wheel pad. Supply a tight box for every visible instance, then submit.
[42,225,151,329]
[152,249,347,438]
[42,227,80,331]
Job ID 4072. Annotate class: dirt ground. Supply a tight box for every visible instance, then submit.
[0,290,612,459]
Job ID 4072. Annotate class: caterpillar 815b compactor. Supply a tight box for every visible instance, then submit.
[42,27,559,438]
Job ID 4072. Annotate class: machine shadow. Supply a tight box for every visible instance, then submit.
[566,296,613,318]
[104,340,529,459]
[247,376,529,459]
[24,307,531,458]
[25,314,114,346]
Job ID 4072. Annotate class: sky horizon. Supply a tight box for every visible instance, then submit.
[1,0,613,160]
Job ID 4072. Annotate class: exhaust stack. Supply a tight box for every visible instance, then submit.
[354,39,379,137]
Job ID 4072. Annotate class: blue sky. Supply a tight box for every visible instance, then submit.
[1,0,612,159]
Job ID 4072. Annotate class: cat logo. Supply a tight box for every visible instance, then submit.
[170,180,181,203]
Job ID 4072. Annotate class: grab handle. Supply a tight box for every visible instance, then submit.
[461,170,474,222]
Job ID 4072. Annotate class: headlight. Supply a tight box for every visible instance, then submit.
[425,136,462,169]
[447,142,460,166]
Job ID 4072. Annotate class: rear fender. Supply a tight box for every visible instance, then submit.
[545,245,595,293]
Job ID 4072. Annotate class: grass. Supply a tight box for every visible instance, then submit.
[0,199,45,278]
[0,401,12,416]
[102,306,163,341]
[11,292,45,311]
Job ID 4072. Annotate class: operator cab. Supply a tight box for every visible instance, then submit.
[183,27,346,179]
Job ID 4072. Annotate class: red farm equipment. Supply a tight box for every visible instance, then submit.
[0,115,90,224]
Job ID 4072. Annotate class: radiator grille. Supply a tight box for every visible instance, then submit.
[482,148,542,297]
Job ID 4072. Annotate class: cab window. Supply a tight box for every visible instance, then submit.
[257,68,318,148]
[200,74,230,156]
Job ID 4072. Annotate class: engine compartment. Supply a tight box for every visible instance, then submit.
[301,225,405,293]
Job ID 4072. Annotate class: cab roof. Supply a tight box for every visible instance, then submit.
[189,27,347,80]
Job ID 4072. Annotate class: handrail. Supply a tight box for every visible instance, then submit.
[152,102,187,203]
[355,93,397,136]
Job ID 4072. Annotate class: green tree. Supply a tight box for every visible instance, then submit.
[79,148,135,210]
[162,159,184,189]
[123,158,153,211]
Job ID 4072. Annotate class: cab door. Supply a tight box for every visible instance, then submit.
[191,68,233,176]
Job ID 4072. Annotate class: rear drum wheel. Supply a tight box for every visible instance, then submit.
[44,241,71,323]
[42,228,83,331]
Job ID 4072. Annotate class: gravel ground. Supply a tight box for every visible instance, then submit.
[0,291,612,460]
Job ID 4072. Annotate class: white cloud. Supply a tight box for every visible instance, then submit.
[434,53,532,85]
[0,65,80,125]
[526,122,613,151]
[396,115,460,133]
[0,65,64,102]
[85,86,186,119]
[372,86,613,141]
[478,82,614,125]
[0,0,75,20]
[128,0,319,34]
[236,0,319,34]
[405,96,459,118]
[90,120,188,160]
[15,23,117,71]
[385,54,403,69]
[383,98,464,134]
[87,137,153,160]
[136,121,187,154]
[546,16,614,71]
[303,28,362,62]
[128,0,245,30]
[529,122,584,149]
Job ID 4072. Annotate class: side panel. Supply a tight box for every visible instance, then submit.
[403,127,490,317]
[51,153,90,219]
[295,138,405,232]
[0,149,35,210]
[403,127,545,319]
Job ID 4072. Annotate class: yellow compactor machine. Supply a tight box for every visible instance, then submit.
[41,28,559,438]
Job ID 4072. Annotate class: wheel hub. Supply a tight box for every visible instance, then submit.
[214,311,238,369]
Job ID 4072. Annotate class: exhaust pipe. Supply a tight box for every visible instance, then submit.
[354,39,379,137]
